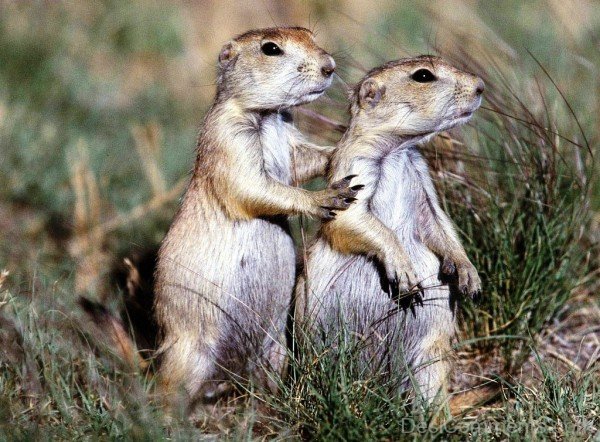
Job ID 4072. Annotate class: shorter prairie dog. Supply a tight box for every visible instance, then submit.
[297,55,483,406]
[154,27,358,406]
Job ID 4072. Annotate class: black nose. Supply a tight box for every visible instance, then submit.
[475,78,485,95]
[321,56,336,78]
[321,64,334,77]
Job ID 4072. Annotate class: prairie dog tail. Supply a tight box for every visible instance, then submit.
[78,297,140,368]
[448,384,502,416]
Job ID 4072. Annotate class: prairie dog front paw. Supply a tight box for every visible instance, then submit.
[442,257,481,298]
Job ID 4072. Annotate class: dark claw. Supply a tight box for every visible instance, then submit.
[331,175,357,190]
[351,184,365,191]
[389,277,400,300]
[472,290,482,303]
[320,208,337,220]
[382,280,390,295]
[415,282,425,295]
[413,291,424,306]
[344,197,357,204]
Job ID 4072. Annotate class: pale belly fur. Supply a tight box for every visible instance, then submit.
[303,148,455,387]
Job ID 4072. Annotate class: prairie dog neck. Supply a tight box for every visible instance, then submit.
[196,101,292,183]
[204,100,284,137]
[329,130,425,183]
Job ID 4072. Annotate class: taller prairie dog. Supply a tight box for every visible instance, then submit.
[296,55,483,407]
[154,27,358,405]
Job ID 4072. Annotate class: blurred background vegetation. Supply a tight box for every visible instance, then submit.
[0,0,598,439]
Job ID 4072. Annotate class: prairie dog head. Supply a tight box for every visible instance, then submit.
[351,55,484,138]
[217,27,336,110]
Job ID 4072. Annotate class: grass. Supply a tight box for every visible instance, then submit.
[1,278,598,440]
[0,0,598,439]
[269,328,600,440]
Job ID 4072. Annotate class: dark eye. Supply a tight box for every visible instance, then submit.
[411,69,436,83]
[261,42,283,56]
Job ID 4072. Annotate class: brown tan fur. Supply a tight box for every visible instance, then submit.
[297,56,483,408]
[154,27,358,407]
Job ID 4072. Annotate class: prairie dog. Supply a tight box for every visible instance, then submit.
[154,27,357,404]
[297,56,483,406]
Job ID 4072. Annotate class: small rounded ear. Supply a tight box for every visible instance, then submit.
[358,78,386,109]
[218,41,237,66]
